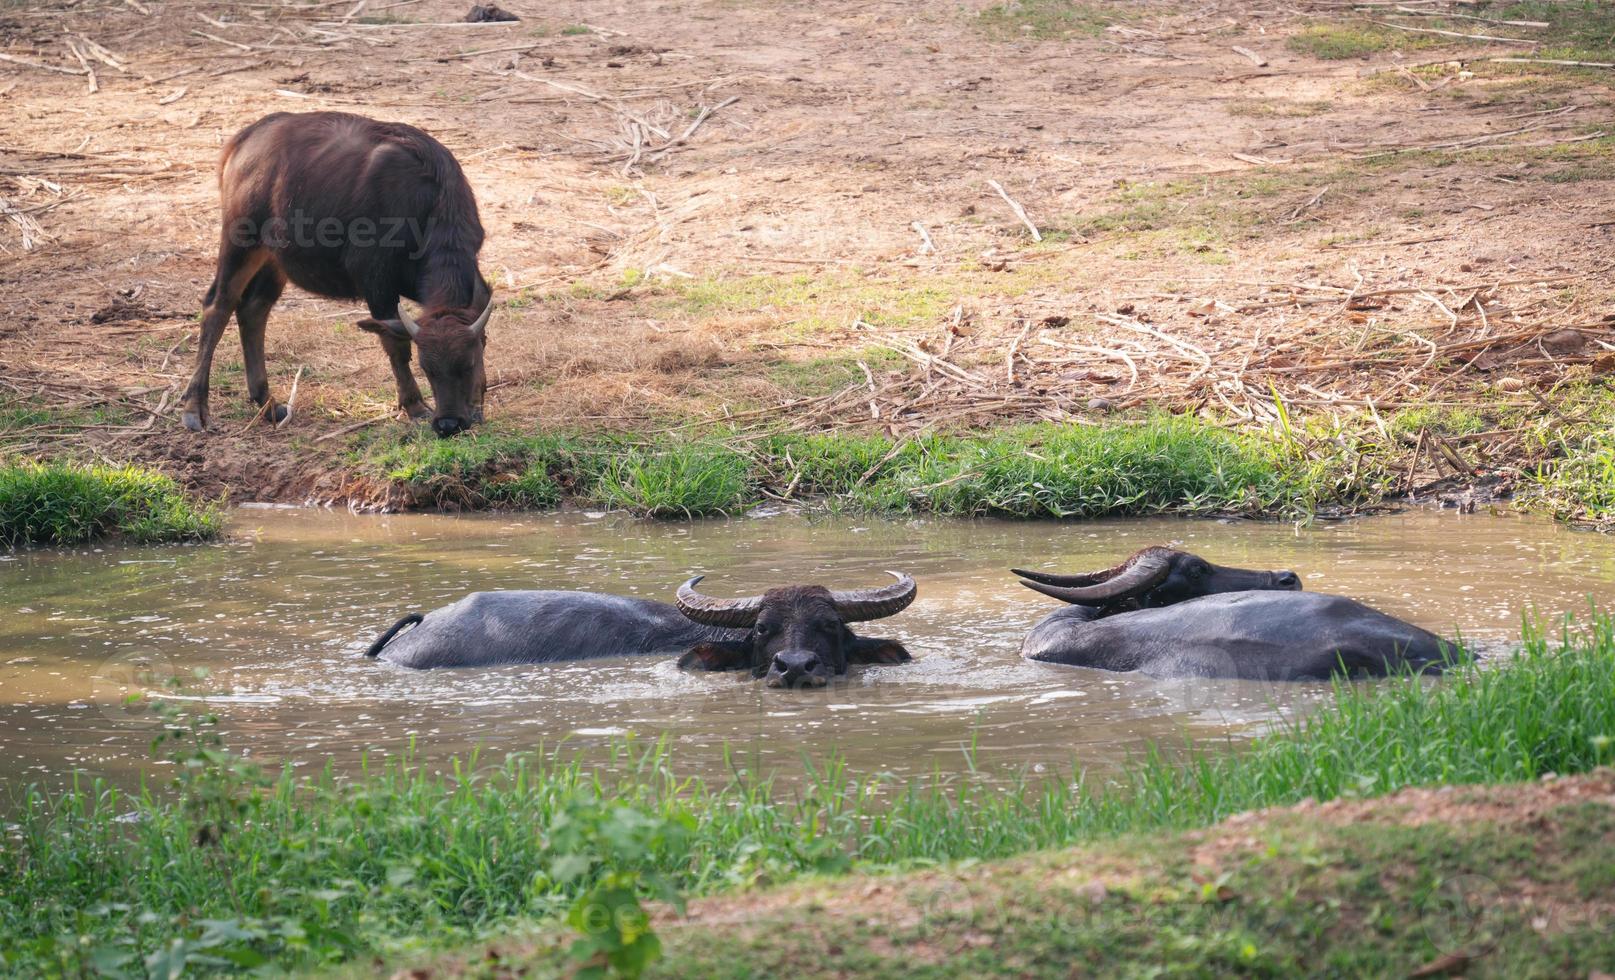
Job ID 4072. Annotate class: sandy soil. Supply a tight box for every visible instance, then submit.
[3,0,1614,501]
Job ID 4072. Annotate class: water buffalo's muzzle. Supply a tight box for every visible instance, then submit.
[766,649,829,689]
[433,416,467,438]
[1274,571,1302,590]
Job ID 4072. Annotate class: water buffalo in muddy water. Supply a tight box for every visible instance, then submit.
[1015,547,1456,680]
[184,111,492,437]
[365,572,917,688]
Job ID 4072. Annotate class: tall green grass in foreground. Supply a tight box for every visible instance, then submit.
[4,614,1614,976]
[0,460,222,546]
[358,414,1385,518]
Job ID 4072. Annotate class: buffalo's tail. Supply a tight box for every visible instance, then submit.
[365,613,424,658]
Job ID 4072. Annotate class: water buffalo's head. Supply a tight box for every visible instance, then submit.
[673,572,917,688]
[1013,547,1300,611]
[359,300,490,437]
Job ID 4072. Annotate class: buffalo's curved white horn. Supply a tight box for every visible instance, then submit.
[397,306,421,340]
[467,298,493,338]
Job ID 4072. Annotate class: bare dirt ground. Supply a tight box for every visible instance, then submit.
[3,0,1615,501]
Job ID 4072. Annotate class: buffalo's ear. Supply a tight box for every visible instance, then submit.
[847,636,912,665]
[677,641,751,672]
[357,318,411,341]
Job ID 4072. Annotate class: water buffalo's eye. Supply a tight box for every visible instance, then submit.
[754,622,777,637]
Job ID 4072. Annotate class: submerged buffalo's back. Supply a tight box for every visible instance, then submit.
[1025,591,1451,680]
[218,111,485,306]
[374,590,739,669]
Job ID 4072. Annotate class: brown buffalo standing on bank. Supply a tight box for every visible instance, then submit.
[182,111,492,437]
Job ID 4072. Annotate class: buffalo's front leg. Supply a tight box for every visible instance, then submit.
[182,244,266,432]
[373,330,432,420]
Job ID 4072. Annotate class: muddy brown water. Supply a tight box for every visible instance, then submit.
[1,506,1612,791]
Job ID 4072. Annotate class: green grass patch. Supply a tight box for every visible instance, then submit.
[765,416,1375,517]
[5,614,1614,975]
[1477,1,1615,65]
[1226,98,1334,118]
[1511,383,1615,527]
[1387,405,1491,441]
[1059,168,1348,249]
[1287,21,1450,60]
[591,443,751,517]
[977,0,1122,39]
[765,349,902,397]
[632,791,1615,978]
[1524,428,1615,525]
[0,394,133,444]
[354,414,1388,519]
[653,271,957,337]
[0,460,222,546]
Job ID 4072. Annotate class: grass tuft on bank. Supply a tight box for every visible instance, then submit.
[355,414,1387,518]
[4,613,1614,975]
[0,460,222,547]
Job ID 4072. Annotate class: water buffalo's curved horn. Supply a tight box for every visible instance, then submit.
[676,575,765,628]
[1017,552,1171,605]
[1009,567,1114,587]
[830,571,917,622]
[467,298,493,337]
[397,305,421,339]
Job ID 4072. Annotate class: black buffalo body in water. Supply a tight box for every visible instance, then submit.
[1016,547,1453,679]
[368,573,918,688]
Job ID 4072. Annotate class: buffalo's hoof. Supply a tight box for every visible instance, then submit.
[181,410,207,432]
[268,403,290,424]
[403,403,433,421]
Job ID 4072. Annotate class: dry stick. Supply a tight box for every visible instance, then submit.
[313,415,391,442]
[277,366,304,428]
[1396,63,1432,91]
[986,179,1041,242]
[1489,57,1615,69]
[856,359,879,420]
[1286,184,1330,221]
[1006,320,1034,384]
[506,72,671,139]
[1231,45,1267,66]
[193,30,254,51]
[322,20,522,28]
[1392,6,1547,28]
[1098,314,1213,380]
[1369,19,1536,44]
[0,52,87,76]
[853,438,910,489]
[648,95,739,161]
[72,35,126,72]
[912,221,936,254]
[65,39,97,94]
[1036,337,1140,391]
[435,41,544,61]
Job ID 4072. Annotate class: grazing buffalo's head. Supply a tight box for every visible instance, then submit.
[359,301,491,437]
[673,573,917,688]
[1013,547,1300,611]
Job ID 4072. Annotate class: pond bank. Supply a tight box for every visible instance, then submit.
[13,394,1615,540]
[398,769,1615,979]
[0,460,221,546]
[4,612,1612,976]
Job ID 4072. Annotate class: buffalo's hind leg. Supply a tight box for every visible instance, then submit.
[181,242,266,432]
[238,265,289,424]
